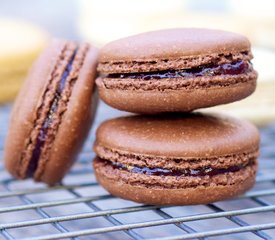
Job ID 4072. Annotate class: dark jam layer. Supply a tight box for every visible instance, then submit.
[107,60,251,80]
[27,49,78,177]
[100,159,247,177]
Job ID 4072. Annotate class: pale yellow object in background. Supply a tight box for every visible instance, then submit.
[77,0,275,49]
[0,18,49,103]
[229,0,275,50]
[202,48,275,126]
[137,11,275,50]
[77,0,184,46]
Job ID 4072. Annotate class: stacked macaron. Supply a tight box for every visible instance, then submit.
[93,28,260,205]
[96,28,257,113]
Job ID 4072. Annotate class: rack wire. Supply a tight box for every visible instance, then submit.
[0,103,275,240]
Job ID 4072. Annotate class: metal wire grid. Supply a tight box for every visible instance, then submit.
[0,104,275,240]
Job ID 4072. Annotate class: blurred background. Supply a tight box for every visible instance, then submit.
[0,0,275,125]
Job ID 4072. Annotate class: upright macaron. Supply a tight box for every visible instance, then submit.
[93,113,259,205]
[5,40,98,185]
[97,28,257,113]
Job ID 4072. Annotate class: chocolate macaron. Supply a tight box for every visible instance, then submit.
[5,40,98,185]
[97,28,257,113]
[93,113,259,205]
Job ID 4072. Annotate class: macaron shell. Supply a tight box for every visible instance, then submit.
[95,113,259,159]
[36,47,98,185]
[99,28,250,64]
[94,167,256,205]
[4,40,64,178]
[97,75,256,113]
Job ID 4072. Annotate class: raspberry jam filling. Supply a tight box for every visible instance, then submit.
[107,60,251,80]
[99,158,250,177]
[27,49,78,177]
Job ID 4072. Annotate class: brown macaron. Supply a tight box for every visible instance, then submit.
[4,39,98,185]
[96,28,257,113]
[93,113,259,205]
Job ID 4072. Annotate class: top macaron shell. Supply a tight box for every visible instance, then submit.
[94,113,259,159]
[98,28,251,73]
[96,28,257,113]
[4,40,98,185]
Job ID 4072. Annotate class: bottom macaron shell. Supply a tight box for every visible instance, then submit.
[97,80,256,113]
[96,174,255,205]
[94,160,256,205]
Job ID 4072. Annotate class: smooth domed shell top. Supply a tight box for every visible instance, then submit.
[99,28,251,62]
[96,113,259,159]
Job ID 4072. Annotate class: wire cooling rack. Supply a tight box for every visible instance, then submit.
[0,103,275,240]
